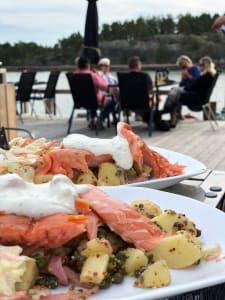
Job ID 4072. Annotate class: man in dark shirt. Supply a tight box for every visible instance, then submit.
[127,56,154,122]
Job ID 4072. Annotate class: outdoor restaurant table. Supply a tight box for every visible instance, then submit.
[154,79,178,112]
[161,169,225,300]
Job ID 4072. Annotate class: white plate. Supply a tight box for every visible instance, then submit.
[55,187,225,300]
[127,146,207,189]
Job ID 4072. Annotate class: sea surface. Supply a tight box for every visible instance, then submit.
[6,70,225,117]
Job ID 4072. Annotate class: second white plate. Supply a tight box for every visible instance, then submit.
[126,146,207,189]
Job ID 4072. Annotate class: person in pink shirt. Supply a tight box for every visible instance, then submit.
[74,56,108,128]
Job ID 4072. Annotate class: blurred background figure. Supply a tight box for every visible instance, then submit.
[98,57,117,85]
[212,15,225,30]
[74,56,108,129]
[176,55,200,119]
[97,57,119,127]
[164,56,217,127]
[176,55,200,88]
[98,57,119,102]
[128,56,154,123]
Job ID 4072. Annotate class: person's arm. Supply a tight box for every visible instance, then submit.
[212,15,225,30]
[92,72,108,91]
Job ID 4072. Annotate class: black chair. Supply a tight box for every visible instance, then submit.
[117,72,153,136]
[16,71,36,122]
[0,127,34,150]
[30,71,60,118]
[185,72,220,130]
[66,72,104,135]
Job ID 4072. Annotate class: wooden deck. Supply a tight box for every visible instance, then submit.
[17,114,225,171]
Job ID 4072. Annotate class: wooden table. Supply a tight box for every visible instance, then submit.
[165,170,225,208]
[163,169,225,300]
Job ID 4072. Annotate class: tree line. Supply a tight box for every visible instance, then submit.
[1,13,225,68]
[100,13,218,40]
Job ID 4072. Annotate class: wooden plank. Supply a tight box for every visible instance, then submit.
[0,84,8,127]
[0,84,17,141]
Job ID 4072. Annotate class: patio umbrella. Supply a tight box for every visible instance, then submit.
[81,0,101,65]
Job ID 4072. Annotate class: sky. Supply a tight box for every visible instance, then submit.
[0,0,224,46]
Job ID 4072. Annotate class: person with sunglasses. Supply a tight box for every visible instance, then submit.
[164,56,217,127]
[176,55,200,89]
[97,57,120,127]
[169,55,200,121]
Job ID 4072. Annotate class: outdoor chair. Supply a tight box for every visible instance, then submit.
[184,72,220,130]
[66,72,109,135]
[0,126,34,150]
[30,71,60,118]
[117,72,153,136]
[16,71,36,123]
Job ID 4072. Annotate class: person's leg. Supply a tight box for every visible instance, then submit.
[88,109,97,129]
[99,98,116,124]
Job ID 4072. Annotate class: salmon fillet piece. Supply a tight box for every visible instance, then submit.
[118,122,185,177]
[0,214,31,245]
[0,213,87,249]
[35,149,112,178]
[80,186,166,251]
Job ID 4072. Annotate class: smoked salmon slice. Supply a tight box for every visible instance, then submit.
[35,149,112,178]
[0,213,87,249]
[118,122,185,178]
[80,185,167,251]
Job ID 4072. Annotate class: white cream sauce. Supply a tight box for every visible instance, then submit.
[0,174,89,219]
[62,134,133,170]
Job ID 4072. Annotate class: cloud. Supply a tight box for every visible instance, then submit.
[0,0,224,45]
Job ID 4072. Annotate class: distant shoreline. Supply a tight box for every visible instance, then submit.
[5,64,179,72]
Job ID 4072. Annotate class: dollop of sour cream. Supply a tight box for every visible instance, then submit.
[0,174,89,219]
[62,134,133,170]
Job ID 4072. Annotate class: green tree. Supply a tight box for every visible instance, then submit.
[177,14,195,34]
[159,15,175,34]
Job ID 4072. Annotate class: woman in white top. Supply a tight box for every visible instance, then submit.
[98,58,119,126]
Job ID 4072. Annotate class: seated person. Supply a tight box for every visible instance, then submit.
[98,57,117,86]
[176,55,200,119]
[74,56,108,129]
[127,56,154,122]
[164,56,216,127]
[98,57,120,125]
[176,55,200,88]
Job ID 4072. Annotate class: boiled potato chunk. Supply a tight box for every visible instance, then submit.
[172,213,199,236]
[80,254,109,284]
[76,169,97,185]
[9,165,35,182]
[81,238,113,257]
[16,258,39,291]
[152,210,198,236]
[122,248,148,276]
[148,231,202,269]
[97,162,122,186]
[34,174,53,184]
[125,167,137,178]
[152,210,177,232]
[134,260,170,288]
[0,245,22,255]
[131,200,162,218]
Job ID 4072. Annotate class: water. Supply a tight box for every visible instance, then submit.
[6,70,225,116]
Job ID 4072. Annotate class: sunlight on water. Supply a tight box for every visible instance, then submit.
[6,70,225,117]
